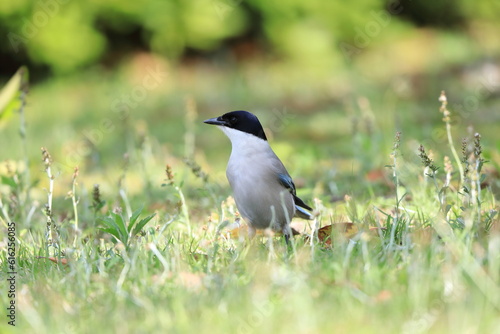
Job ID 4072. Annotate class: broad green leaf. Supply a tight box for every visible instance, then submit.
[1,175,17,189]
[98,217,121,234]
[131,213,156,237]
[110,212,128,241]
[128,205,144,233]
[99,216,126,243]
[98,227,121,243]
[0,67,28,125]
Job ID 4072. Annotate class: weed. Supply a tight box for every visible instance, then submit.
[98,205,156,248]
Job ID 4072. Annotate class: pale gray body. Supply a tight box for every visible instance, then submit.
[223,126,295,234]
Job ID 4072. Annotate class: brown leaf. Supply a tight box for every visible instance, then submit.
[318,223,357,244]
[191,252,208,261]
[226,224,300,239]
[365,169,386,182]
[374,290,392,303]
[365,168,396,189]
[176,271,205,291]
[227,224,250,238]
[148,202,165,211]
[37,256,69,265]
[306,223,386,245]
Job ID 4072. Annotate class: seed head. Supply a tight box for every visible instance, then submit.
[41,147,52,169]
[473,133,483,160]
[418,145,439,173]
[165,165,174,185]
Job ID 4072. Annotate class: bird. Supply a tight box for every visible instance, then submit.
[204,110,312,243]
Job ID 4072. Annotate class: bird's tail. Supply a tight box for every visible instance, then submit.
[293,195,313,220]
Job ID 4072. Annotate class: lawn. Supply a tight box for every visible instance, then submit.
[1,59,500,334]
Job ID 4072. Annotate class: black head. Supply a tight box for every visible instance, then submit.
[204,110,267,141]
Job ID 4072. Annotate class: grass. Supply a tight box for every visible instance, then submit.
[1,63,500,333]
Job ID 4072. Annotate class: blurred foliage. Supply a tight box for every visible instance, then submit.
[0,0,499,75]
[0,0,499,206]
[0,66,27,126]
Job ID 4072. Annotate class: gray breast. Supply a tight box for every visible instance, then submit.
[226,153,295,231]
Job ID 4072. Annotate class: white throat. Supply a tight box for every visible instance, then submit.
[218,126,269,153]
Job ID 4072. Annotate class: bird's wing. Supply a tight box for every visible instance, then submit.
[277,173,313,219]
[277,173,297,196]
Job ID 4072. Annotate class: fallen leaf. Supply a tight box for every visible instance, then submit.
[365,169,386,182]
[191,252,208,261]
[225,224,301,239]
[226,224,248,238]
[148,202,165,211]
[176,271,205,291]
[305,223,386,245]
[37,256,69,265]
[317,223,356,244]
[374,290,392,303]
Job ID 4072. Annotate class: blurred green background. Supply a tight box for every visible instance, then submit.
[2,4,500,333]
[1,0,499,206]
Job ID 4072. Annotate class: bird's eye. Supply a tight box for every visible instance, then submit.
[230,116,237,124]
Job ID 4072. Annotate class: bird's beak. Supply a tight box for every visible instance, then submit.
[203,116,227,126]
